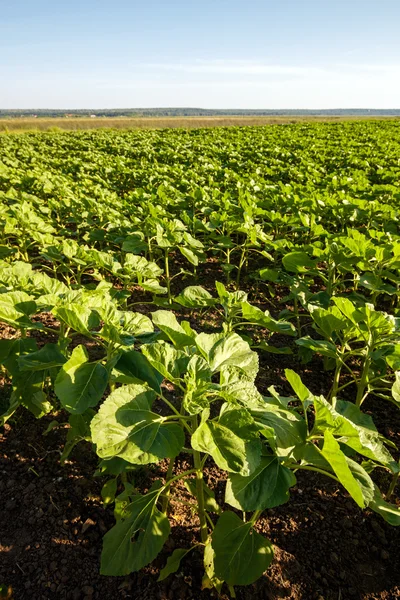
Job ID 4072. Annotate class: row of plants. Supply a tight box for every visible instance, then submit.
[0,121,400,596]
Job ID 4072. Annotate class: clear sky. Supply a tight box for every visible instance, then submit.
[2,0,400,109]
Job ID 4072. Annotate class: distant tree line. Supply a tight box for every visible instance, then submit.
[1,108,400,119]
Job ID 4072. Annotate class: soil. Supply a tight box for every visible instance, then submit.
[1,258,400,600]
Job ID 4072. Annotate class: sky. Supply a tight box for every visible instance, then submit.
[1,0,400,109]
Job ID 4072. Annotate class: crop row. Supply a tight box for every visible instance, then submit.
[0,122,399,595]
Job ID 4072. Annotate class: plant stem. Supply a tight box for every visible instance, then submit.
[356,342,372,407]
[293,464,340,483]
[330,361,342,406]
[191,415,208,544]
[161,458,175,513]
[249,509,263,525]
[164,249,172,304]
[293,297,301,337]
[386,471,399,501]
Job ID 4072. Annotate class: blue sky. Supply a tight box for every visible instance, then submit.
[2,0,400,109]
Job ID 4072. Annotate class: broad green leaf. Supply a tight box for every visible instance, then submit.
[384,345,400,371]
[184,478,222,514]
[212,511,274,585]
[60,410,94,463]
[158,547,195,581]
[53,304,100,335]
[10,364,51,418]
[151,310,194,347]
[1,338,37,374]
[202,541,224,593]
[196,331,258,379]
[0,291,37,328]
[55,345,108,414]
[18,343,67,371]
[183,355,212,415]
[332,297,364,325]
[179,245,199,265]
[241,302,295,336]
[175,286,216,308]
[141,341,190,382]
[114,350,163,392]
[282,251,316,273]
[191,419,261,476]
[101,484,170,576]
[225,456,296,511]
[369,485,400,526]
[392,372,400,405]
[321,431,364,508]
[101,478,118,507]
[91,385,183,464]
[251,403,307,451]
[313,396,397,471]
[296,337,338,358]
[285,369,313,403]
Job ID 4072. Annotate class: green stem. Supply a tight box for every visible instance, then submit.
[293,464,340,483]
[356,344,372,407]
[161,458,175,513]
[164,249,172,304]
[160,394,192,434]
[191,415,208,544]
[386,471,399,500]
[329,361,342,405]
[235,246,246,289]
[249,509,263,525]
[293,297,301,337]
[163,469,197,489]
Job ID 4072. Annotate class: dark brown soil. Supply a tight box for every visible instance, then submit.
[1,261,400,600]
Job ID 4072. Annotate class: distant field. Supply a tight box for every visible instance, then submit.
[1,114,397,132]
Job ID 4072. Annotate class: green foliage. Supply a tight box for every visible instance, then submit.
[0,122,400,594]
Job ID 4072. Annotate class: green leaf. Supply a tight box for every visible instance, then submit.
[202,541,224,593]
[225,456,296,511]
[184,479,222,514]
[196,331,258,379]
[101,484,170,576]
[60,411,94,463]
[142,341,190,382]
[392,372,400,405]
[369,485,400,526]
[183,355,212,415]
[151,310,194,347]
[54,345,108,414]
[285,369,313,403]
[321,431,364,508]
[296,337,338,358]
[158,547,195,581]
[115,350,163,392]
[313,396,397,471]
[91,385,184,464]
[174,286,216,308]
[191,419,261,476]
[241,302,296,336]
[179,245,199,265]
[251,403,307,450]
[18,343,67,371]
[0,291,37,328]
[101,478,118,506]
[212,511,274,586]
[53,304,100,335]
[282,251,316,273]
